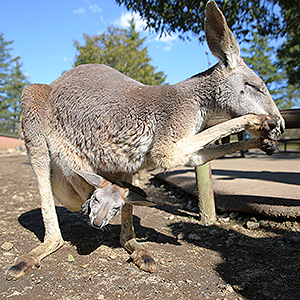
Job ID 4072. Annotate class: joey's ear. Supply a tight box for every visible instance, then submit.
[125,191,156,207]
[73,169,105,188]
[205,0,240,69]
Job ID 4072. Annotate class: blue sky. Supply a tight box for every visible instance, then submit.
[1,0,217,85]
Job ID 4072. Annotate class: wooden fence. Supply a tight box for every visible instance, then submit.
[197,108,300,224]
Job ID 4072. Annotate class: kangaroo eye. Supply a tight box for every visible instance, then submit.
[245,82,265,95]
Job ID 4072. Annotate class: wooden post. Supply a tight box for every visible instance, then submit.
[195,162,216,225]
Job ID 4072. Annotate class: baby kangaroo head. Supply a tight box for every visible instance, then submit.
[87,183,127,228]
[74,170,154,229]
[205,0,285,140]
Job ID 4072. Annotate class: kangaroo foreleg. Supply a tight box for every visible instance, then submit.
[186,138,278,167]
[170,114,277,168]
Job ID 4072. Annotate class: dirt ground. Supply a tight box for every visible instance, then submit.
[1,153,300,300]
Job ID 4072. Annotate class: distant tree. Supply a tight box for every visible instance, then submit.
[0,32,29,120]
[277,33,300,87]
[0,32,16,107]
[276,0,300,86]
[3,61,29,118]
[242,33,299,109]
[73,20,167,85]
[277,84,300,110]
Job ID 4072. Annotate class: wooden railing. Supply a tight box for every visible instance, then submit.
[281,109,300,129]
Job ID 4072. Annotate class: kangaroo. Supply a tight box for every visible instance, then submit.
[6,0,284,280]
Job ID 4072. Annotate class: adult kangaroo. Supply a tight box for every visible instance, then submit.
[6,0,284,280]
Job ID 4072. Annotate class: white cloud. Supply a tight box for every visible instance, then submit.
[62,56,71,62]
[155,33,178,43]
[99,15,104,24]
[163,45,171,51]
[154,33,178,51]
[114,12,147,32]
[114,11,178,51]
[73,7,85,15]
[89,4,102,13]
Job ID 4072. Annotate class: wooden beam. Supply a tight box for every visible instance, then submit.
[281,109,300,129]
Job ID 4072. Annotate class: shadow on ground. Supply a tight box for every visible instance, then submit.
[17,203,300,300]
[18,206,180,256]
[168,220,300,300]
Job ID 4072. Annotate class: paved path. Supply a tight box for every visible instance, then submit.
[157,150,300,218]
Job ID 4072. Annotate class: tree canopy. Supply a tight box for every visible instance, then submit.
[115,0,281,41]
[73,20,166,85]
[115,0,300,87]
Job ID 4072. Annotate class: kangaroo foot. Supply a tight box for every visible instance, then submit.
[6,236,64,280]
[6,255,39,280]
[131,248,156,273]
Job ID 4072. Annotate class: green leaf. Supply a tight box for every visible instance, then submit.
[68,254,75,262]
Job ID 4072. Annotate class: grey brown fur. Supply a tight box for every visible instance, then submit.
[6,0,284,280]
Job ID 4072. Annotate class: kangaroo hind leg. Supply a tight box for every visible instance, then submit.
[6,85,64,280]
[6,138,64,280]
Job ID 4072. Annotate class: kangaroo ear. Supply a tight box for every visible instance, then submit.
[125,191,156,207]
[73,169,105,188]
[205,0,240,69]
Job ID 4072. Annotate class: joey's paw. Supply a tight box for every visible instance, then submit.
[6,256,39,280]
[131,249,156,273]
[81,199,91,215]
[260,138,279,156]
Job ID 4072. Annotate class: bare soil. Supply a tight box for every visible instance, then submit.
[1,153,300,300]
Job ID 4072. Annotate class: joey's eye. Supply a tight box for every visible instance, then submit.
[240,90,245,95]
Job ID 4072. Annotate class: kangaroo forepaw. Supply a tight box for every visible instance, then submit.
[260,138,279,156]
[258,114,283,141]
[247,114,281,141]
[261,116,277,133]
[131,249,156,273]
[6,256,39,280]
[252,114,277,137]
